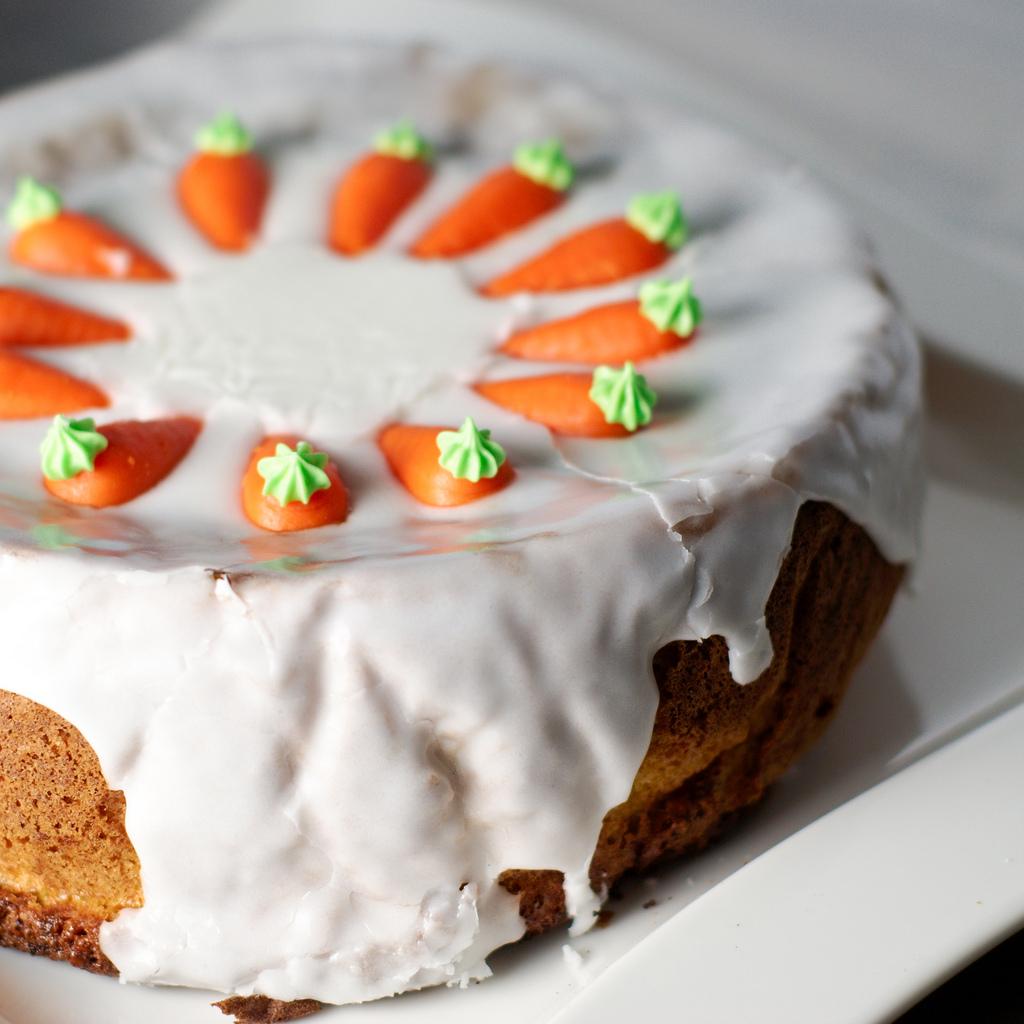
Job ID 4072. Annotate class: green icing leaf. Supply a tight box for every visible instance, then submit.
[626,190,687,250]
[252,556,309,574]
[31,524,81,550]
[257,441,332,506]
[195,112,253,155]
[588,362,657,432]
[39,416,109,481]
[6,177,62,231]
[639,276,703,336]
[513,138,574,191]
[373,119,433,162]
[436,417,506,482]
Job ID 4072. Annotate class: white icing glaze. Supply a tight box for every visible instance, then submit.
[0,39,922,1005]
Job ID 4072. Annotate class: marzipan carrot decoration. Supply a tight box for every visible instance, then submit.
[476,362,657,437]
[178,113,270,252]
[40,415,201,506]
[242,436,348,532]
[0,287,130,348]
[0,351,107,419]
[6,177,172,280]
[411,139,573,258]
[482,190,686,296]
[501,277,701,364]
[329,120,433,256]
[378,418,513,507]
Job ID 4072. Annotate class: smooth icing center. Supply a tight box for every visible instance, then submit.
[142,245,497,438]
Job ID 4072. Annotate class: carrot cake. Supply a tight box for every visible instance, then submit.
[0,37,922,1017]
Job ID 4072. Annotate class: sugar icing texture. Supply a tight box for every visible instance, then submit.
[0,40,922,1005]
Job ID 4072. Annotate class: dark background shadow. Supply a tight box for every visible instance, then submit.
[0,0,204,94]
[924,339,1024,506]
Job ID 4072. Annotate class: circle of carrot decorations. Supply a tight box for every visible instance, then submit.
[476,362,657,438]
[178,112,270,252]
[481,189,687,296]
[0,351,108,420]
[5,177,172,281]
[242,436,348,532]
[329,119,434,257]
[0,287,130,349]
[411,138,574,259]
[501,274,702,365]
[378,417,514,507]
[40,415,202,507]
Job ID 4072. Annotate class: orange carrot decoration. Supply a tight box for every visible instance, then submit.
[328,120,433,257]
[501,276,702,364]
[476,363,658,438]
[242,435,348,532]
[0,351,108,420]
[178,113,270,252]
[501,301,676,364]
[410,139,573,259]
[476,374,626,437]
[481,190,686,296]
[0,287,130,349]
[6,178,172,281]
[378,419,514,507]
[40,415,201,507]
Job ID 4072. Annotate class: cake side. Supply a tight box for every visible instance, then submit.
[0,500,902,1019]
[501,499,903,929]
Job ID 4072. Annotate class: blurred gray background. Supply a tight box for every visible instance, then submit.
[0,0,202,91]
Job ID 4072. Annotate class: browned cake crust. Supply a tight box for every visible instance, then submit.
[212,996,326,1022]
[0,501,902,1020]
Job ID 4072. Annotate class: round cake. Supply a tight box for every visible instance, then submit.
[0,37,922,1019]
